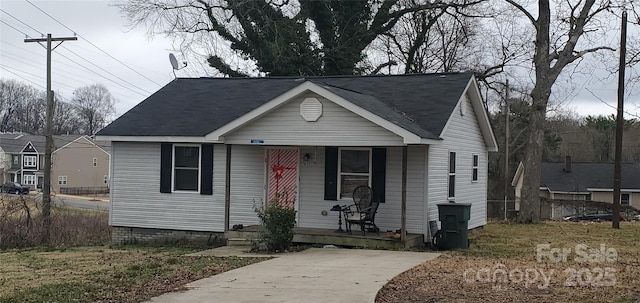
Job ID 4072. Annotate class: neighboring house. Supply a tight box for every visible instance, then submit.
[51,136,111,194]
[0,133,110,193]
[96,73,498,244]
[511,157,640,219]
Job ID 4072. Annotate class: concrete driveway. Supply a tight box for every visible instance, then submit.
[146,248,439,303]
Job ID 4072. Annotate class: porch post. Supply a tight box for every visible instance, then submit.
[401,146,407,241]
[224,144,231,231]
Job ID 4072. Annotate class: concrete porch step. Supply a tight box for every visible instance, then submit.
[227,238,253,246]
[225,230,259,239]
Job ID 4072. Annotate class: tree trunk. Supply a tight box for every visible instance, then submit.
[518,87,550,223]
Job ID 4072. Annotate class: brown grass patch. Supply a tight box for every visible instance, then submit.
[377,221,640,303]
[0,194,109,249]
[0,246,267,302]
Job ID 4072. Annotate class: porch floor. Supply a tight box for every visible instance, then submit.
[225,225,424,249]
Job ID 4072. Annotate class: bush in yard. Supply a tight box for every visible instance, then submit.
[253,193,297,252]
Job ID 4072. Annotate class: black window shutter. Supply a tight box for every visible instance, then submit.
[372,148,386,203]
[160,143,172,193]
[200,144,214,195]
[324,146,338,200]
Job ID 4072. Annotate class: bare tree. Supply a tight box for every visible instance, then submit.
[70,84,116,135]
[504,0,616,223]
[52,96,81,135]
[0,79,46,134]
[115,0,484,76]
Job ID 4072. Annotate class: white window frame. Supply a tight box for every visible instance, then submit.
[448,151,456,200]
[93,158,97,167]
[58,176,67,185]
[337,147,372,200]
[23,174,36,185]
[23,155,37,168]
[103,175,109,184]
[172,144,201,192]
[13,155,19,165]
[472,154,479,182]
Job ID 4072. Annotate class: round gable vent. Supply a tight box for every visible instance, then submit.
[300,98,323,122]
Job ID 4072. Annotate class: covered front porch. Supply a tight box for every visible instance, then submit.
[225,225,424,249]
[224,144,433,245]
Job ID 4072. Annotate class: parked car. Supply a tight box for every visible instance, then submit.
[563,210,624,222]
[1,182,30,194]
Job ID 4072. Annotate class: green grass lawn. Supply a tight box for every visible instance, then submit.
[0,246,267,303]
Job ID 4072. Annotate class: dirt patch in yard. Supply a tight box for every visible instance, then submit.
[377,221,640,303]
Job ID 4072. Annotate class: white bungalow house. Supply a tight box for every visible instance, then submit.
[96,73,498,245]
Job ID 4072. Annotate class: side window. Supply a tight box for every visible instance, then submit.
[472,154,479,182]
[58,176,67,185]
[173,145,200,191]
[93,158,98,167]
[621,193,630,205]
[448,152,456,199]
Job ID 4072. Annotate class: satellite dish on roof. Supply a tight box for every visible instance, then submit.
[169,53,179,70]
[169,53,188,79]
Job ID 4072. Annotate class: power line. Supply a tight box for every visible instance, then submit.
[0,64,78,91]
[0,66,45,89]
[0,19,31,38]
[585,88,640,119]
[0,8,44,36]
[25,0,164,87]
[53,50,149,98]
[0,9,152,98]
[2,47,142,102]
[59,45,152,95]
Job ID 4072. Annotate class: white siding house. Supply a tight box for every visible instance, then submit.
[98,73,497,245]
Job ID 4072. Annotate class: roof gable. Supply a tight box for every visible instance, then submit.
[206,81,435,144]
[97,73,476,141]
[21,142,37,153]
[439,77,497,151]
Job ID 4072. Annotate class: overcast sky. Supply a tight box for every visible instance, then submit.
[0,0,638,119]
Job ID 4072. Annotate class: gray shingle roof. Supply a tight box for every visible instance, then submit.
[541,162,640,192]
[0,134,84,154]
[97,73,474,138]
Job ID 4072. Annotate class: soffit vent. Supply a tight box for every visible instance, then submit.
[300,98,322,122]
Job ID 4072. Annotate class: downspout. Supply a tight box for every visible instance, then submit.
[224,144,231,231]
[401,146,407,242]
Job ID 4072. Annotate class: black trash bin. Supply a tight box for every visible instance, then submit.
[437,203,471,250]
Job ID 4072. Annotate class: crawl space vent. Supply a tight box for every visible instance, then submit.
[300,98,322,122]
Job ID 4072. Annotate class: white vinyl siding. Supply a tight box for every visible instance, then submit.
[224,92,405,146]
[110,142,223,231]
[429,93,488,229]
[228,145,265,227]
[296,146,425,234]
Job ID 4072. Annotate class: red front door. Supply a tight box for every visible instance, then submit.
[267,149,298,208]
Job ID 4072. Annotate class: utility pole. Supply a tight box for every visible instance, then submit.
[24,34,77,244]
[612,10,627,229]
[504,80,510,220]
